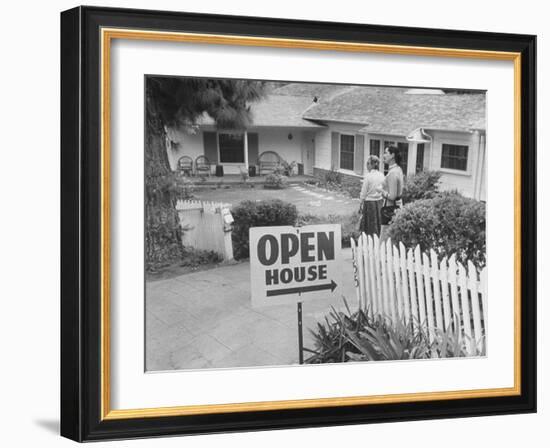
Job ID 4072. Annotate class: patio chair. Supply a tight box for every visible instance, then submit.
[176,155,194,177]
[257,151,282,175]
[195,155,212,177]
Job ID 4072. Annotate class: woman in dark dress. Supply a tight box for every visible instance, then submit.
[359,155,385,236]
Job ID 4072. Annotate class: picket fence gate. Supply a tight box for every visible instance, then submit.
[351,233,487,355]
[176,200,234,260]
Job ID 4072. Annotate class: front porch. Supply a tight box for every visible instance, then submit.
[166,126,319,177]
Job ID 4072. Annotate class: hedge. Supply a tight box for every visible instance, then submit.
[231,199,298,259]
[401,170,442,204]
[264,173,288,189]
[388,191,486,269]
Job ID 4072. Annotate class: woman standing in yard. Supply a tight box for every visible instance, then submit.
[359,155,385,236]
[378,145,404,241]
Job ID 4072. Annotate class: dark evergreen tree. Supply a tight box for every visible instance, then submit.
[145,77,266,270]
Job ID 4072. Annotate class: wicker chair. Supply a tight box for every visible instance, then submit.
[176,155,194,177]
[195,155,212,177]
[257,151,282,175]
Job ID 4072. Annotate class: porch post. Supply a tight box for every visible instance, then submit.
[243,130,249,172]
[472,130,482,200]
[363,132,369,169]
[478,133,486,200]
[407,142,417,175]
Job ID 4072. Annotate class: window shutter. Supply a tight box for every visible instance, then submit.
[247,132,259,166]
[354,134,365,175]
[203,131,218,164]
[331,132,340,170]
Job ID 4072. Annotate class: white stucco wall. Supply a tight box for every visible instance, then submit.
[428,130,482,199]
[364,130,486,200]
[252,127,307,164]
[165,126,205,171]
[165,126,315,174]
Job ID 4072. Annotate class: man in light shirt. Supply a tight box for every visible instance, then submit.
[378,146,405,241]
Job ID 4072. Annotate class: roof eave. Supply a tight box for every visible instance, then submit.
[303,117,369,126]
[247,123,326,129]
[362,125,486,136]
[420,126,487,134]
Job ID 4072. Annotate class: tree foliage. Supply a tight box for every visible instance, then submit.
[145,77,266,271]
[147,77,266,130]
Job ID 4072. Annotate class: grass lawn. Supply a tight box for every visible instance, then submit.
[193,182,360,217]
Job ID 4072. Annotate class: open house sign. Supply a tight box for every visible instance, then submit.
[250,224,342,307]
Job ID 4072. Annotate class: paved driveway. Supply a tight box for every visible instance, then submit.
[146,248,357,371]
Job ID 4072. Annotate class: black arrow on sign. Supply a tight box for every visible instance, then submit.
[266,280,337,297]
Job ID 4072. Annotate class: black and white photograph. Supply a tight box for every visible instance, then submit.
[145,76,487,371]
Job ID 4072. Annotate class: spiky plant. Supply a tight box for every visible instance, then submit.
[305,300,485,364]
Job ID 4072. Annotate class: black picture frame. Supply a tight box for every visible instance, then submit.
[61,5,536,442]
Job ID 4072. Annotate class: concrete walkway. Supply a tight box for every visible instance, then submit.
[146,248,357,371]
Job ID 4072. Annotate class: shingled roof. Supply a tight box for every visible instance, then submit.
[301,85,486,135]
[195,83,485,134]
[195,93,324,128]
[248,95,324,128]
[273,83,352,101]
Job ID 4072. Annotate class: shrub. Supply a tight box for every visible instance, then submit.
[264,173,288,189]
[316,170,361,199]
[389,191,486,268]
[402,171,442,204]
[147,172,195,202]
[180,247,222,268]
[239,167,249,183]
[272,165,286,175]
[231,200,298,259]
[274,160,297,176]
[323,169,342,185]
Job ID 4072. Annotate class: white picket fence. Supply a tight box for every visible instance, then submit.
[176,200,234,260]
[351,233,487,355]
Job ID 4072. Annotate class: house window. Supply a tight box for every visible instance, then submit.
[340,134,355,171]
[441,144,469,171]
[370,139,380,157]
[218,133,245,163]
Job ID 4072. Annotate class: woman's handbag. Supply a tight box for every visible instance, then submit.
[380,197,401,225]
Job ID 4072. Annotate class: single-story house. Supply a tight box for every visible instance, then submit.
[165,83,486,200]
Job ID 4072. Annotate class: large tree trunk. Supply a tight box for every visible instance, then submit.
[145,95,183,271]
